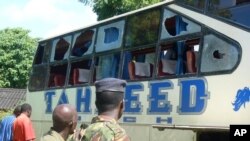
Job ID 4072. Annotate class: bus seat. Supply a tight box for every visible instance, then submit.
[158,59,176,76]
[128,62,153,80]
[54,74,65,87]
[158,60,169,76]
[186,50,197,73]
[48,73,55,87]
[73,68,90,85]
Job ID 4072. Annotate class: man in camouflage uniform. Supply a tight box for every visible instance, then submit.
[83,78,130,141]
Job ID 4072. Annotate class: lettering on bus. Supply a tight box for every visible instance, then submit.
[44,78,209,115]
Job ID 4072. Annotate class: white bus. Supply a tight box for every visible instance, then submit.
[27,0,250,140]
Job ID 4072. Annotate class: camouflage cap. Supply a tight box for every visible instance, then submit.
[94,78,127,93]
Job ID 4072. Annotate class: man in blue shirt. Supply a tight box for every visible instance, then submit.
[0,105,21,141]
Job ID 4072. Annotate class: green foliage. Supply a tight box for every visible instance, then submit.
[0,28,38,88]
[125,9,160,47]
[0,109,13,121]
[79,0,161,20]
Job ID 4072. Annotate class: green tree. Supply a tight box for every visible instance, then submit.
[79,0,161,20]
[0,28,38,88]
[0,109,13,120]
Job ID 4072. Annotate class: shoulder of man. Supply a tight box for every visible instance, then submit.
[105,122,129,140]
[83,121,129,141]
[41,130,64,141]
[1,115,15,122]
[41,135,56,141]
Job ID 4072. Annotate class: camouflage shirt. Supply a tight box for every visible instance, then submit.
[82,116,130,141]
[41,129,65,141]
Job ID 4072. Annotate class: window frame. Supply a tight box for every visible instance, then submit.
[94,51,122,81]
[68,57,94,87]
[28,2,243,91]
[199,29,242,76]
[95,20,125,52]
[50,35,72,62]
[175,0,250,32]
[124,8,162,48]
[70,28,96,58]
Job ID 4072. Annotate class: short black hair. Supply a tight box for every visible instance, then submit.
[95,91,124,113]
[21,103,32,113]
[13,105,21,116]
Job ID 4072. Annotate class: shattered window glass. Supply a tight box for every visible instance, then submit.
[161,9,201,40]
[201,34,240,73]
[208,0,250,29]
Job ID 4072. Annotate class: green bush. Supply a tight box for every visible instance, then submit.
[0,109,13,121]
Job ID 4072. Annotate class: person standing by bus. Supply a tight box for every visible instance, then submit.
[41,104,78,141]
[82,78,130,141]
[13,103,36,141]
[0,105,21,141]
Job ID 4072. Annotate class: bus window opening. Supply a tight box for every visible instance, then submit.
[69,59,92,85]
[125,9,160,47]
[208,0,250,29]
[123,47,155,80]
[159,43,178,76]
[34,44,45,65]
[176,0,206,10]
[159,38,200,76]
[33,42,51,65]
[71,29,95,57]
[95,53,121,80]
[51,36,71,62]
[29,65,47,91]
[48,64,68,87]
[95,20,125,52]
[161,8,201,40]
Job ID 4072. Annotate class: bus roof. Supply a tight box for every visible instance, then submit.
[39,0,174,42]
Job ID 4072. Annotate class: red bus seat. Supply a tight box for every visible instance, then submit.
[73,68,90,85]
[54,74,65,86]
[158,59,176,76]
[186,50,197,73]
[128,62,153,80]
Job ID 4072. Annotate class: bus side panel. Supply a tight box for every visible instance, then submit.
[32,121,52,140]
[122,125,196,141]
[150,128,195,141]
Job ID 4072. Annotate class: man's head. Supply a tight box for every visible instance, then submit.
[21,103,32,118]
[13,105,21,117]
[94,78,127,119]
[52,104,78,135]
